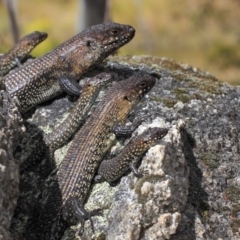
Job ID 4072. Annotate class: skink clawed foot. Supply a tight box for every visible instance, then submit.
[63,197,102,235]
[113,114,151,137]
[130,163,144,178]
[130,163,149,178]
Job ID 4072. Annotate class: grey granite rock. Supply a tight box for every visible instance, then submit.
[0,91,25,240]
[9,56,240,239]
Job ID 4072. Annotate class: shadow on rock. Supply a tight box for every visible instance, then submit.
[171,128,209,240]
[10,121,63,239]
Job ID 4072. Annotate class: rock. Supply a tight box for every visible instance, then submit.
[0,91,25,240]
[9,56,240,239]
[99,119,187,240]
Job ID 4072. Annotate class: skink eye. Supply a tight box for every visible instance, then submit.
[157,133,162,138]
[137,81,147,89]
[110,29,120,35]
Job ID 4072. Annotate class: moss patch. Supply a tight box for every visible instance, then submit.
[225,186,240,202]
[223,186,240,233]
[172,87,187,94]
[177,93,192,103]
[200,152,220,170]
[161,98,178,108]
[151,87,204,107]
[188,79,223,95]
[230,218,240,233]
[192,93,203,100]
[231,204,240,218]
[201,210,210,224]
[150,95,162,103]
[221,206,230,212]
[171,87,205,104]
[150,96,178,108]
[198,200,211,224]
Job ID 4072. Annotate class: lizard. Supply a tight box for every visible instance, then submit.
[96,127,168,183]
[19,72,113,173]
[0,31,47,77]
[27,72,156,240]
[1,23,135,113]
[9,72,112,239]
[44,72,112,152]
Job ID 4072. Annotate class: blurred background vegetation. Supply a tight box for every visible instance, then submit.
[0,0,240,84]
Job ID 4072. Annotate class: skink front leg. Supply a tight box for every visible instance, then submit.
[14,57,22,67]
[113,115,147,137]
[59,76,82,96]
[129,162,144,178]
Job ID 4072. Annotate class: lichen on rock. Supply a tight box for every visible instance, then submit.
[0,91,25,240]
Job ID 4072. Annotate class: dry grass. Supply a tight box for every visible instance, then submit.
[0,0,239,84]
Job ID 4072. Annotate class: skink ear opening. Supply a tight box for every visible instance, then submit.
[124,93,135,102]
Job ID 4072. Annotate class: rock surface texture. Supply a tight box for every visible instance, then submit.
[0,91,25,240]
[5,56,240,240]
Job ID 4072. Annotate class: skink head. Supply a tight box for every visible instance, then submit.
[86,72,113,87]
[82,22,135,57]
[141,127,168,143]
[122,73,156,102]
[58,23,135,76]
[105,73,155,121]
[130,127,168,152]
[17,31,48,54]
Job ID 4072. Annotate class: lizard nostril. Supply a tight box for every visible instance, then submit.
[86,41,92,47]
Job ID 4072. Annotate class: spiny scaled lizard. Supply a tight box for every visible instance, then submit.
[96,127,168,182]
[0,31,47,77]
[1,23,135,113]
[27,73,156,240]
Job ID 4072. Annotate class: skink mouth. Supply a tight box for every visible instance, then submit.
[100,36,133,50]
[99,76,112,86]
[34,31,48,40]
[96,74,113,85]
[101,26,135,49]
[87,73,113,86]
[23,31,48,44]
